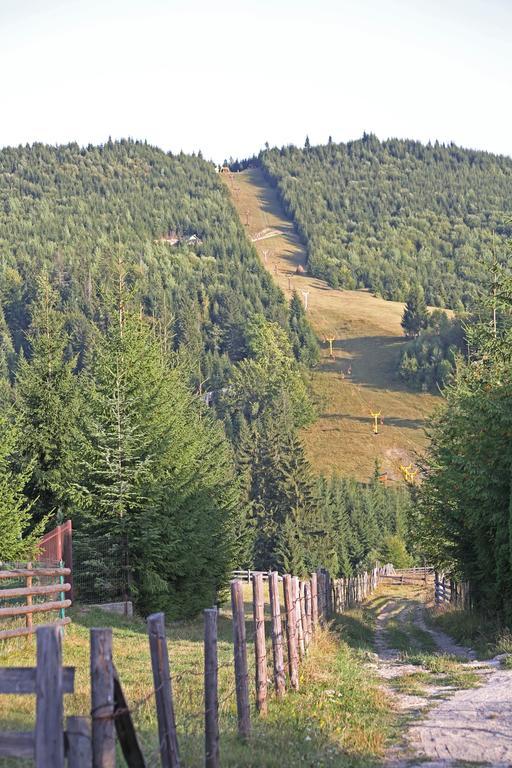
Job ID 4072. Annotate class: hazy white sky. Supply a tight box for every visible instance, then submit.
[1,0,511,162]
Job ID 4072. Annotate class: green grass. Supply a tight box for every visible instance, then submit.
[428,606,512,661]
[0,593,396,767]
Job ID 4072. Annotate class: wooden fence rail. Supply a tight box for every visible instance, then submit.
[0,565,384,766]
[0,564,72,640]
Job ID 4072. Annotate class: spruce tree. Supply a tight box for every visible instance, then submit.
[401,286,429,337]
[288,291,319,367]
[15,276,82,524]
[74,297,241,617]
[0,415,44,560]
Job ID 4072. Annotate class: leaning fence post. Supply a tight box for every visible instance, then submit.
[147,613,180,768]
[311,572,318,632]
[67,716,92,768]
[268,571,286,698]
[204,608,219,768]
[90,628,115,768]
[252,573,268,715]
[35,625,64,768]
[283,575,299,690]
[231,580,251,738]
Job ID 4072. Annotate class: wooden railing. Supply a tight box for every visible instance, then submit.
[0,565,72,640]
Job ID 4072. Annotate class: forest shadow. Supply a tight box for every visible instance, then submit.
[318,413,426,431]
[317,335,407,390]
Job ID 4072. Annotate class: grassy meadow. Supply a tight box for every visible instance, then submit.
[224,167,440,481]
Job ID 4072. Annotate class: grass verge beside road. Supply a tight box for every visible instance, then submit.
[0,595,395,767]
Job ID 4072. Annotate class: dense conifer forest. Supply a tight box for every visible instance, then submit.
[0,140,411,617]
[258,135,512,309]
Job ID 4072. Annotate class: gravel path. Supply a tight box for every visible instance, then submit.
[375,593,512,767]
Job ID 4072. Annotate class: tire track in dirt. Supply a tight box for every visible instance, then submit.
[374,588,512,767]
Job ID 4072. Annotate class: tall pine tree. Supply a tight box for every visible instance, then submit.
[15,276,82,524]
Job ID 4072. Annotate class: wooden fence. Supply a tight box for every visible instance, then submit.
[0,564,72,640]
[434,571,471,609]
[37,520,73,600]
[0,566,382,767]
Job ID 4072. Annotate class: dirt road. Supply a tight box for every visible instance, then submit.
[370,584,512,767]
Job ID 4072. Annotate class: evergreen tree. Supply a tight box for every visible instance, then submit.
[288,290,319,367]
[73,297,241,617]
[15,277,82,524]
[401,286,429,337]
[0,415,44,560]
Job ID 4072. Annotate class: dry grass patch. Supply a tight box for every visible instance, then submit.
[225,167,440,481]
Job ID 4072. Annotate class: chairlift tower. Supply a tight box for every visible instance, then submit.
[370,411,382,435]
[301,290,310,311]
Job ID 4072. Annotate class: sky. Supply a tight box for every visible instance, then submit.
[0,0,511,162]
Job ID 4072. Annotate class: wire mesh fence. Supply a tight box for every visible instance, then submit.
[72,533,130,605]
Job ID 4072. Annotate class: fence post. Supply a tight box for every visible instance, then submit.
[304,581,312,643]
[67,716,92,768]
[252,573,268,715]
[147,613,180,768]
[90,628,115,768]
[26,562,33,635]
[283,575,299,690]
[204,608,219,768]
[268,571,285,698]
[311,573,318,632]
[231,580,251,738]
[35,625,64,768]
[300,581,308,648]
[292,576,305,660]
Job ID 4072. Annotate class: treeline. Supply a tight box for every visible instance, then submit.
[258,134,512,309]
[399,300,467,391]
[416,265,512,621]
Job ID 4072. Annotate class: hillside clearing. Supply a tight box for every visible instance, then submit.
[224,167,440,481]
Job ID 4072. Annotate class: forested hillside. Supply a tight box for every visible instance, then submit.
[259,135,512,309]
[0,140,412,617]
[0,139,286,390]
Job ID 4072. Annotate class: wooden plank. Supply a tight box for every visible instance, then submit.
[0,731,34,759]
[268,571,285,698]
[113,665,147,767]
[35,625,65,768]
[0,568,71,579]
[252,572,267,715]
[204,608,220,768]
[0,582,71,600]
[0,666,74,694]
[283,575,298,691]
[0,598,71,619]
[0,616,71,641]
[67,716,92,768]
[91,628,115,768]
[147,612,180,768]
[231,580,251,738]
